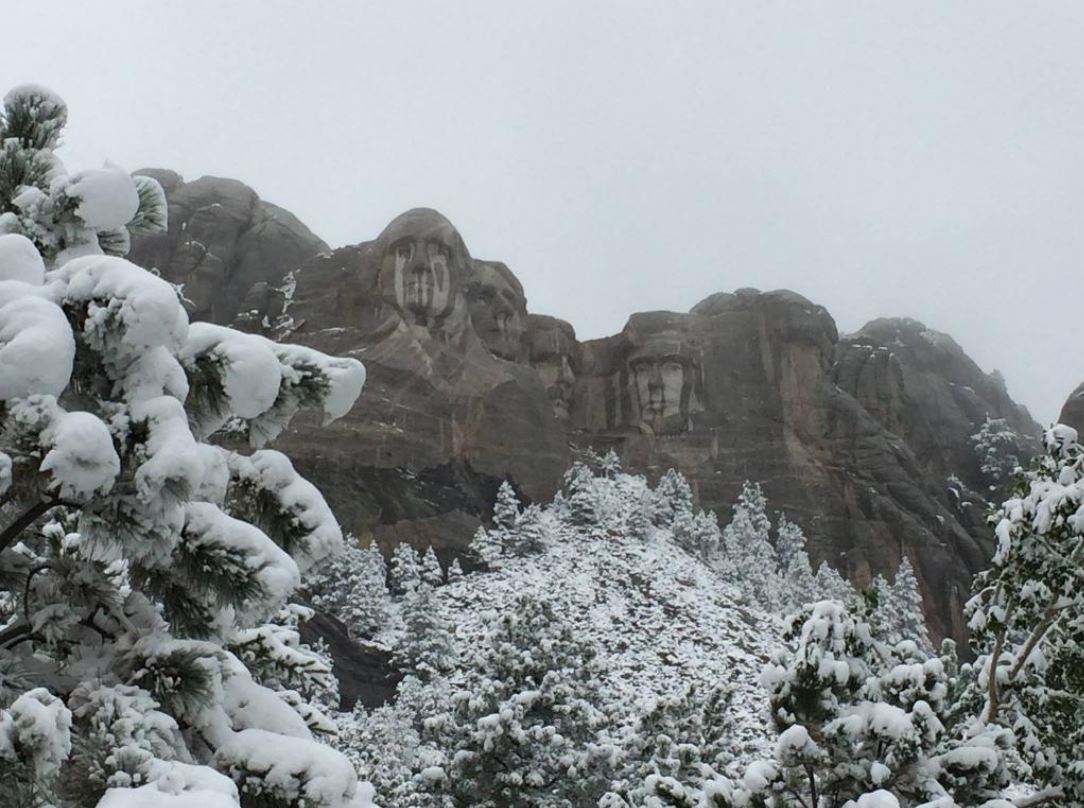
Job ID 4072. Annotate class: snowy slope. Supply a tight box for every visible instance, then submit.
[424,480,782,760]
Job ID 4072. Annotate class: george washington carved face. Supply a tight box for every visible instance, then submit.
[468,261,527,361]
[528,315,577,419]
[377,208,469,332]
[626,330,696,435]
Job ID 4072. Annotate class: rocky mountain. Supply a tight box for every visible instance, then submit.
[129,175,1040,644]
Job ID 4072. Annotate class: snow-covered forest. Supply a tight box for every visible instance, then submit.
[3,85,1084,808]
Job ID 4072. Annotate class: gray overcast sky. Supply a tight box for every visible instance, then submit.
[4,1,1082,422]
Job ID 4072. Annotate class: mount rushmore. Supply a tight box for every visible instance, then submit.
[129,169,1059,644]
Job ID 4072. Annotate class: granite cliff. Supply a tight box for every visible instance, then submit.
[129,174,1040,644]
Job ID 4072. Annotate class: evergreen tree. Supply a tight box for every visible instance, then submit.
[446,557,464,583]
[418,592,613,806]
[492,479,520,533]
[307,541,390,639]
[651,469,693,529]
[564,461,601,527]
[600,449,623,478]
[970,416,1021,492]
[814,559,856,603]
[0,85,371,808]
[774,516,818,614]
[874,556,931,653]
[708,602,1008,808]
[719,481,780,609]
[390,543,422,594]
[957,424,1084,803]
[468,524,502,566]
[395,583,457,679]
[420,546,443,587]
[672,509,720,560]
[506,502,547,556]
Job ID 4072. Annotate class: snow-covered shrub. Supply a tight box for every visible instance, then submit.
[0,84,371,808]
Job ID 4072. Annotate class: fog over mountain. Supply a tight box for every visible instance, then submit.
[5,2,1082,422]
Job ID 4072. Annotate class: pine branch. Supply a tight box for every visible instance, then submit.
[0,495,68,555]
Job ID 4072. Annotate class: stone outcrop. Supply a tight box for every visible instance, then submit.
[1060,381,1084,435]
[129,181,1042,645]
[128,170,326,326]
[834,318,1038,491]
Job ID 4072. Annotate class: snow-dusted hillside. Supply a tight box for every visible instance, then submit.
[322,461,799,805]
[434,502,780,754]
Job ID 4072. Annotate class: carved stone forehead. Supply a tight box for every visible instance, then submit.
[628,334,692,363]
[528,315,576,350]
[378,208,467,255]
[471,260,525,300]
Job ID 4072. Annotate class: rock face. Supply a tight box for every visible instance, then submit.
[128,169,326,326]
[129,181,1041,644]
[272,209,569,556]
[1060,381,1084,435]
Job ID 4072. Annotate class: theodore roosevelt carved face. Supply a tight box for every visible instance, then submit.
[528,315,577,419]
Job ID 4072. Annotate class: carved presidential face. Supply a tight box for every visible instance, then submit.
[377,209,468,331]
[468,261,527,361]
[528,317,577,420]
[627,332,695,435]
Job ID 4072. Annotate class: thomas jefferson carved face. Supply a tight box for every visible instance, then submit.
[627,332,695,435]
[468,261,527,361]
[528,316,577,419]
[378,209,468,331]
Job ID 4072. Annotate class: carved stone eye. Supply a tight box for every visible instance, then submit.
[395,242,413,262]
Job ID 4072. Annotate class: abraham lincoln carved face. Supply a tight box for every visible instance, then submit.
[625,329,697,435]
[377,208,468,332]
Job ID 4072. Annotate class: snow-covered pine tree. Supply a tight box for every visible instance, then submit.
[468,523,502,566]
[506,502,546,556]
[394,582,457,679]
[564,461,601,527]
[600,449,622,478]
[420,546,443,587]
[774,515,818,615]
[874,556,931,653]
[0,85,372,808]
[957,424,1084,804]
[602,684,739,807]
[672,509,720,560]
[650,468,693,529]
[390,543,422,594]
[446,557,464,582]
[0,86,166,265]
[970,416,1021,493]
[491,479,520,533]
[716,601,1009,808]
[307,541,390,639]
[814,559,855,603]
[417,592,613,806]
[719,481,781,610]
